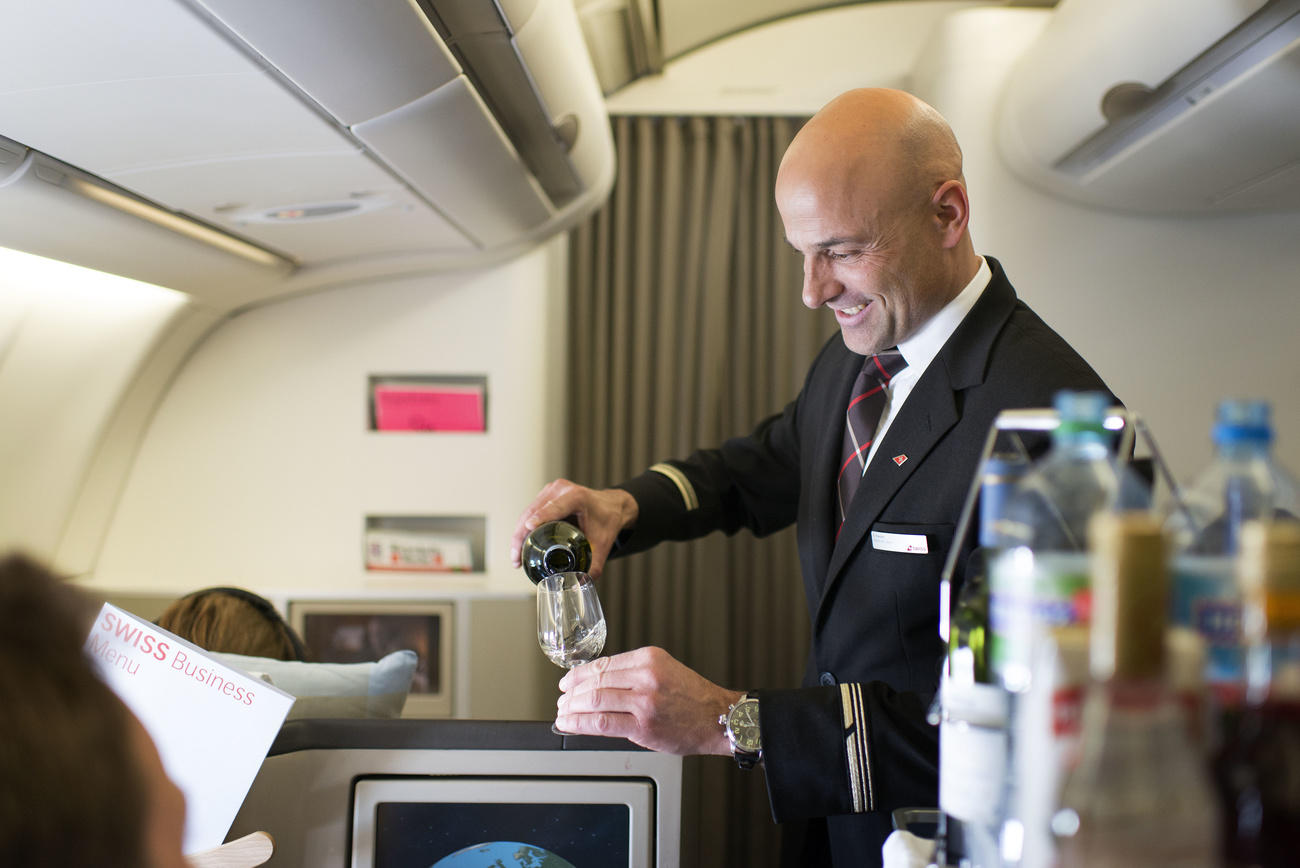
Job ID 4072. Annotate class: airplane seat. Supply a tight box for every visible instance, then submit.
[228,719,684,867]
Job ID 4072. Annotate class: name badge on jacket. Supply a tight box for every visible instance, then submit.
[870,530,929,554]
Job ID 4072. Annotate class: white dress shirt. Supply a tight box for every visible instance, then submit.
[861,257,992,471]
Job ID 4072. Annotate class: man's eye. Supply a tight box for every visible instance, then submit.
[825,251,852,262]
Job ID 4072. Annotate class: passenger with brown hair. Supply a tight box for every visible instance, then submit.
[156,586,306,661]
[0,552,188,868]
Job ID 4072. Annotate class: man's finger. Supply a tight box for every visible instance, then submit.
[554,710,636,740]
[559,648,660,693]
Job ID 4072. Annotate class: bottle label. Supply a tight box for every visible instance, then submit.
[939,680,1008,828]
[1170,556,1243,688]
[989,550,1090,691]
[1265,590,1300,632]
[940,720,1006,827]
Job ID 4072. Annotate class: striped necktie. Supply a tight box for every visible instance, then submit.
[837,349,908,529]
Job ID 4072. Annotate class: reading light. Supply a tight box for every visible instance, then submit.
[65,177,292,270]
[0,244,187,309]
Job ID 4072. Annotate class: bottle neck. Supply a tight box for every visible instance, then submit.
[542,544,578,573]
[1052,429,1110,458]
[1215,438,1272,462]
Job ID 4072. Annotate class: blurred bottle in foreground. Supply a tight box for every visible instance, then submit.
[1212,520,1300,868]
[989,391,1149,692]
[937,453,1028,867]
[1167,399,1300,706]
[520,519,592,585]
[987,391,1148,868]
[1053,512,1219,868]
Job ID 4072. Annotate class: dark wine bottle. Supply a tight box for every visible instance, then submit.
[521,519,592,585]
[1212,520,1300,868]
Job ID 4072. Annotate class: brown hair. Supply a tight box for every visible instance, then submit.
[0,552,149,867]
[156,587,305,661]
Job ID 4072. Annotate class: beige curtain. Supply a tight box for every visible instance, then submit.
[566,115,837,868]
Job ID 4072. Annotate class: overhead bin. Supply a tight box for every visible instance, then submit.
[997,0,1300,213]
[0,0,614,307]
[353,77,554,249]
[0,146,293,308]
[191,0,462,127]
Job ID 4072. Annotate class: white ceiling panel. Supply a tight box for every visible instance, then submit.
[192,0,462,126]
[209,189,476,263]
[0,0,359,177]
[353,76,554,248]
[0,0,252,90]
[114,151,407,215]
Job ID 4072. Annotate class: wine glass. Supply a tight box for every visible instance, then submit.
[536,571,606,670]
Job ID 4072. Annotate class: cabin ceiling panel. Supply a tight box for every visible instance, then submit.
[605,1,983,115]
[0,75,359,178]
[0,0,359,175]
[190,0,462,127]
[657,0,841,60]
[0,0,613,310]
[113,153,476,261]
[353,76,555,248]
[207,188,478,264]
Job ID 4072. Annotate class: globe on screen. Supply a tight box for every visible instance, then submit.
[430,841,578,868]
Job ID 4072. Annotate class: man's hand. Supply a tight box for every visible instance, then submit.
[509,479,638,579]
[554,647,743,757]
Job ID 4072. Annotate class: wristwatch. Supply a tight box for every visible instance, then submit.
[719,693,762,769]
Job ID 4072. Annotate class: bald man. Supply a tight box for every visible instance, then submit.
[511,89,1116,866]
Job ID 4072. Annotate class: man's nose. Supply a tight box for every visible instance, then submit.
[801,256,837,310]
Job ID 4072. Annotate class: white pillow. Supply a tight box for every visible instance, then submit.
[210,650,417,720]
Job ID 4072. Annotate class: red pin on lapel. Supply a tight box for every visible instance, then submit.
[892,454,908,466]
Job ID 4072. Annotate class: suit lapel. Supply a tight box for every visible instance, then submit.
[815,365,959,624]
[810,258,1020,628]
[805,350,863,589]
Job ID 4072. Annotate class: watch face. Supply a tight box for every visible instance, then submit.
[728,698,762,752]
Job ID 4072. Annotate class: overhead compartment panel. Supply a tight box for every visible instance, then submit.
[0,0,358,176]
[114,152,475,262]
[0,152,290,305]
[352,76,554,248]
[190,0,462,127]
[512,0,617,207]
[996,0,1299,213]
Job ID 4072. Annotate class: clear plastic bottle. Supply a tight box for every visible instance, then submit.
[1054,513,1219,868]
[990,391,1149,691]
[1167,399,1300,703]
[987,391,1148,868]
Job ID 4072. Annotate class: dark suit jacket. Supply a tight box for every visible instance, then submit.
[615,258,1116,866]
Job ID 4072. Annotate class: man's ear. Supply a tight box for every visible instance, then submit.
[931,179,970,249]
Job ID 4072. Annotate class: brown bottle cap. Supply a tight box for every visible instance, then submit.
[1088,512,1168,681]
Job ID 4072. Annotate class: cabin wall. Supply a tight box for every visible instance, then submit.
[84,240,568,719]
[90,237,569,595]
[0,250,209,569]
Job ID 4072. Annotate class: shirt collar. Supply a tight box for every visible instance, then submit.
[896,257,991,372]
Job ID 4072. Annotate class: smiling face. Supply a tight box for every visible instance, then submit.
[776,89,977,355]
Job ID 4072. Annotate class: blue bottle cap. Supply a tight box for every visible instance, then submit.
[1212,398,1272,446]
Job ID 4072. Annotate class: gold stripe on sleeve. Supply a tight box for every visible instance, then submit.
[649,462,699,511]
[840,683,875,813]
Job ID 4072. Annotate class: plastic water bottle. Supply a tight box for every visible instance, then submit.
[989,391,1149,690]
[987,390,1149,868]
[1166,399,1299,703]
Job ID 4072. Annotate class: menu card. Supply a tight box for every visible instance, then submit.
[85,603,295,854]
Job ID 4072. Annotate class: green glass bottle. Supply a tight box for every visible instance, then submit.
[520,520,592,585]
